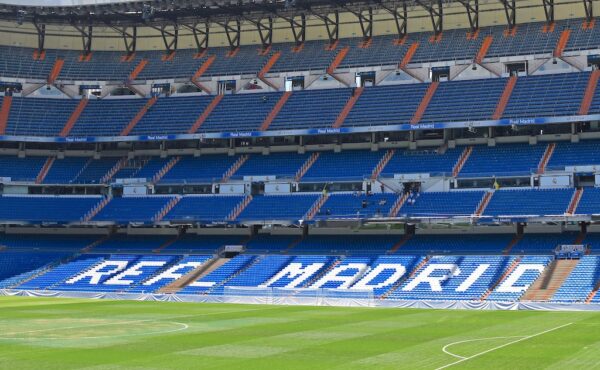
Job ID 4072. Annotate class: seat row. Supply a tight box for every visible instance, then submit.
[0,187,590,224]
[0,17,598,82]
[0,250,579,303]
[2,70,599,137]
[3,139,600,184]
[1,232,591,255]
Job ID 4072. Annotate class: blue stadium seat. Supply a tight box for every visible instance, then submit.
[92,196,173,223]
[483,188,572,216]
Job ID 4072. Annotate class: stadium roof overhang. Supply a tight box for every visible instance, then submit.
[0,0,145,6]
[0,0,588,33]
[0,0,591,54]
[0,0,411,26]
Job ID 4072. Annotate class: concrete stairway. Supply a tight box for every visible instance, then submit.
[0,95,12,134]
[480,257,522,300]
[380,256,430,299]
[452,146,472,177]
[537,142,556,174]
[579,69,600,116]
[371,149,395,180]
[521,259,579,301]
[475,191,493,216]
[553,29,571,57]
[492,75,517,120]
[304,193,329,221]
[59,98,88,137]
[128,59,148,81]
[411,81,438,124]
[295,152,320,182]
[158,257,229,294]
[35,157,56,184]
[399,42,419,68]
[474,35,493,63]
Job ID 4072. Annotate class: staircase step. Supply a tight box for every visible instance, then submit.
[222,155,249,182]
[400,42,419,68]
[371,149,395,180]
[332,87,363,128]
[192,55,216,80]
[305,194,329,221]
[537,143,556,174]
[36,157,56,184]
[474,35,493,63]
[187,95,223,134]
[326,46,350,75]
[492,75,517,120]
[411,82,438,124]
[388,192,409,218]
[258,52,281,79]
[521,259,579,301]
[128,59,148,81]
[481,257,522,300]
[579,69,600,116]
[567,188,584,215]
[553,29,571,57]
[228,195,253,221]
[295,152,320,182]
[48,59,64,84]
[120,96,158,136]
[475,191,493,216]
[152,156,181,184]
[452,146,473,177]
[153,196,182,223]
[59,98,89,137]
[0,95,12,135]
[159,257,228,294]
[82,195,113,222]
[503,234,523,255]
[260,91,292,131]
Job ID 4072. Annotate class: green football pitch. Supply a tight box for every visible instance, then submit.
[1,296,599,369]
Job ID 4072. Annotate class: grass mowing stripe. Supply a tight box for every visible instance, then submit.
[0,297,598,370]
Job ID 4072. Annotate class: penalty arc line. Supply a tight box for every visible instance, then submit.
[435,322,574,370]
[0,322,190,341]
[0,306,273,337]
[442,335,526,359]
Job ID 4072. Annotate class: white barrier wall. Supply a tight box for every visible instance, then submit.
[3,289,600,311]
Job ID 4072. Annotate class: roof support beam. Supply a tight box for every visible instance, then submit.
[158,24,178,54]
[500,0,517,29]
[457,0,479,32]
[542,0,554,23]
[34,20,45,51]
[73,24,93,55]
[111,26,137,55]
[221,19,241,50]
[183,23,209,54]
[416,0,443,35]
[382,3,407,39]
[254,16,274,49]
[289,13,306,46]
[348,7,373,40]
[583,0,593,22]
[315,10,339,44]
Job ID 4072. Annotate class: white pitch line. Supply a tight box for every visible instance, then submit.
[0,306,271,337]
[442,336,526,359]
[0,322,190,341]
[436,322,574,370]
[2,317,178,336]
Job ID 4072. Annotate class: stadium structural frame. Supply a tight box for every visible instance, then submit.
[0,0,589,54]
